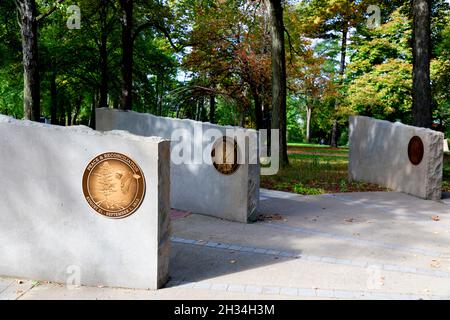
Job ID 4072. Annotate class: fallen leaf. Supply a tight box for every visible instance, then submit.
[257,214,284,221]
[432,216,440,221]
[430,260,441,268]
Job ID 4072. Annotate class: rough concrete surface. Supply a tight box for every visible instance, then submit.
[0,115,170,289]
[96,108,259,223]
[349,116,444,200]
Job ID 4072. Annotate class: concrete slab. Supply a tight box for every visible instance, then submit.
[4,189,450,300]
[96,108,260,223]
[0,279,34,300]
[349,116,444,200]
[0,115,171,290]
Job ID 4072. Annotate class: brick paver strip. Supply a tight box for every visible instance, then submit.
[166,280,449,300]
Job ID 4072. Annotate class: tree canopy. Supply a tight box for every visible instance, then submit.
[0,0,448,142]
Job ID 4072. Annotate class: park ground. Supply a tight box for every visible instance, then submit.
[1,144,449,300]
[2,189,450,300]
[261,143,450,195]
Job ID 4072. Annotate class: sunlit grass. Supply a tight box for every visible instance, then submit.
[262,145,450,195]
[261,150,387,195]
[444,154,450,192]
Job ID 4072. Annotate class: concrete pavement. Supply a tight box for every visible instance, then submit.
[2,189,450,300]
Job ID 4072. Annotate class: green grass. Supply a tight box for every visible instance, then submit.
[262,144,381,195]
[289,148,349,155]
[261,151,387,195]
[288,142,348,148]
[444,154,450,192]
[288,142,329,147]
[261,144,450,195]
[289,153,348,160]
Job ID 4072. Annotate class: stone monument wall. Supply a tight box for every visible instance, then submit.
[0,115,170,289]
[96,108,260,223]
[349,116,444,200]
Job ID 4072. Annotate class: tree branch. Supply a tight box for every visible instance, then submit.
[284,27,302,58]
[37,0,67,22]
[132,20,183,52]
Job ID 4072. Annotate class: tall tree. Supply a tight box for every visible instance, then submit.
[412,0,432,128]
[15,0,66,121]
[15,0,40,121]
[119,0,133,110]
[266,0,288,166]
[98,0,110,110]
[296,0,367,147]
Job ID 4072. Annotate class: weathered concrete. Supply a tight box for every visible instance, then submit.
[349,116,444,200]
[96,108,259,223]
[0,115,170,289]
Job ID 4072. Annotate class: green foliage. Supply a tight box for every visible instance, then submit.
[347,59,412,121]
[337,127,349,146]
[0,0,448,138]
[286,96,304,142]
[346,8,413,123]
[261,145,388,193]
[292,183,324,195]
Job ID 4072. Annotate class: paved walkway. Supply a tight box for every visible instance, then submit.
[2,190,450,300]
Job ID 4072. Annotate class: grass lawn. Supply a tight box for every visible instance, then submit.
[261,145,450,195]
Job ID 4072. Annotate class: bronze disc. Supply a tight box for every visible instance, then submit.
[211,136,240,175]
[407,136,424,166]
[82,152,146,219]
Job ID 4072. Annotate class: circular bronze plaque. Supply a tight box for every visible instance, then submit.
[82,152,146,219]
[408,136,424,165]
[211,136,240,175]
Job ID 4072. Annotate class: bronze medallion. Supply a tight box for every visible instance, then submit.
[82,152,146,219]
[407,136,424,165]
[211,136,240,175]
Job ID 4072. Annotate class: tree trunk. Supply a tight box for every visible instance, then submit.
[50,71,57,124]
[70,96,82,125]
[412,0,432,128]
[266,0,288,167]
[65,104,72,126]
[330,23,348,148]
[251,84,263,130]
[120,0,133,111]
[17,0,40,121]
[306,106,312,143]
[196,98,204,121]
[330,120,338,147]
[209,94,216,124]
[89,90,98,129]
[99,0,108,109]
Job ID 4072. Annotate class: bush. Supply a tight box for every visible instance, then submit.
[338,128,349,147]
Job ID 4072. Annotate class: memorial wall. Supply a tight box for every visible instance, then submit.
[0,115,170,289]
[96,108,260,223]
[349,116,444,200]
